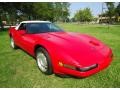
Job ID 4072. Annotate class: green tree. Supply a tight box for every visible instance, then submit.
[105,2,115,23]
[0,5,3,31]
[74,8,93,22]
[0,2,20,26]
[116,2,120,15]
[33,3,55,21]
[53,2,70,22]
[115,2,120,22]
[0,2,70,27]
[61,2,70,22]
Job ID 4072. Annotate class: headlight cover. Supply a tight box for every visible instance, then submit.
[76,64,98,72]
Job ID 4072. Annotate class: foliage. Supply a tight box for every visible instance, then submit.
[116,2,120,16]
[74,8,93,22]
[115,2,120,21]
[0,2,70,23]
[32,3,54,21]
[106,2,115,16]
[99,2,120,23]
[105,2,116,23]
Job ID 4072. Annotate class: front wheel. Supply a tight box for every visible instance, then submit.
[36,47,53,75]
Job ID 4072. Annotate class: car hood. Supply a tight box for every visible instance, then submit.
[34,32,110,67]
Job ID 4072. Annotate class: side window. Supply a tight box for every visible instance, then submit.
[26,23,50,33]
[18,23,26,30]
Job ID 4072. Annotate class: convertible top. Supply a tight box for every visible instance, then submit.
[21,20,51,23]
[15,20,51,30]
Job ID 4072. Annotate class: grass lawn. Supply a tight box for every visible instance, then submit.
[0,23,120,88]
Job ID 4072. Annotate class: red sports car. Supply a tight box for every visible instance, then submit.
[9,21,113,77]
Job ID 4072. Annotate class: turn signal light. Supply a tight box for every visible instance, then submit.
[58,62,63,67]
[58,62,76,70]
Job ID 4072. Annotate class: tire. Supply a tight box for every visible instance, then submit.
[36,47,53,75]
[10,37,17,49]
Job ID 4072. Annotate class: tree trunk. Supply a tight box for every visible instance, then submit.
[0,16,4,31]
[109,16,112,24]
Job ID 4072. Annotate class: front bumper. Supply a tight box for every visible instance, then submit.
[57,54,113,78]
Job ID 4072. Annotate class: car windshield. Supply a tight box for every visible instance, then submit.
[26,23,63,34]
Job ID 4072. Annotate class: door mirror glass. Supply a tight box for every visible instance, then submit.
[18,23,27,35]
[18,23,26,30]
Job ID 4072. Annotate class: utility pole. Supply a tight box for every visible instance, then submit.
[101,2,106,23]
[100,3,104,24]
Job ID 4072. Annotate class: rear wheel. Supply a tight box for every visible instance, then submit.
[10,37,17,49]
[36,47,53,75]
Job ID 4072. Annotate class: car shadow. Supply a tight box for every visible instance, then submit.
[54,73,86,79]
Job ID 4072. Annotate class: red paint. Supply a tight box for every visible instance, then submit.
[9,26,113,77]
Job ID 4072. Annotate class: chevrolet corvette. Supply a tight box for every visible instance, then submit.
[8,21,113,77]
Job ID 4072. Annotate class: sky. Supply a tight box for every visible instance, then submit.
[69,2,108,18]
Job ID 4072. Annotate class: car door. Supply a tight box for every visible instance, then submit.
[13,23,27,48]
[18,23,36,55]
[13,23,35,55]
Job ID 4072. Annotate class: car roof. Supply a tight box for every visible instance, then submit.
[15,20,51,30]
[21,20,51,23]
